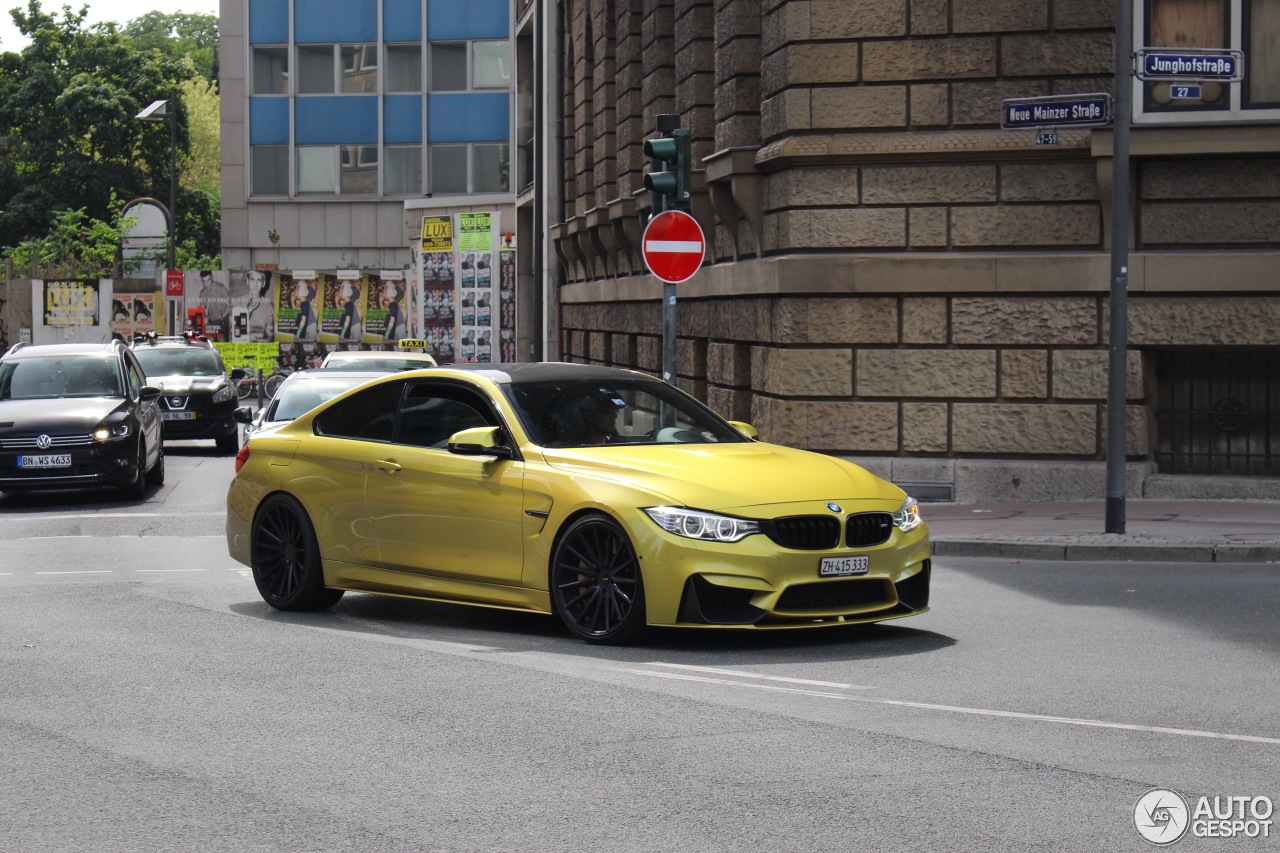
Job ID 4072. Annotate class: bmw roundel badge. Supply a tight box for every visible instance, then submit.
[826,502,842,513]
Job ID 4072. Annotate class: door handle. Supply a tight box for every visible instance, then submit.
[375,459,402,474]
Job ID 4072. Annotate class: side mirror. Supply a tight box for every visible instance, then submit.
[447,426,514,459]
[232,406,255,424]
[140,385,163,402]
[727,420,759,440]
[229,367,248,382]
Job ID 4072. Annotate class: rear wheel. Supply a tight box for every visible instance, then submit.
[550,513,645,645]
[251,494,344,611]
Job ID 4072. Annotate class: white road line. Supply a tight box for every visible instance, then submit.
[629,669,1280,747]
[0,511,224,522]
[35,570,113,575]
[135,569,206,573]
[648,662,871,690]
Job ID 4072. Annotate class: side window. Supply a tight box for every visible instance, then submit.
[315,380,404,441]
[124,356,144,399]
[393,383,496,449]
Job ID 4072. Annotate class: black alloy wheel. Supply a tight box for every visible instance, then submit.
[145,443,165,486]
[550,513,645,644]
[122,443,148,500]
[251,494,345,611]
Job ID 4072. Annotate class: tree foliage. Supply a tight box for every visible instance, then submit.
[0,1,220,270]
[5,200,134,277]
[123,11,219,86]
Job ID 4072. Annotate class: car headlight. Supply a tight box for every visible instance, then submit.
[644,506,760,543]
[893,497,922,532]
[93,422,131,442]
[212,384,235,403]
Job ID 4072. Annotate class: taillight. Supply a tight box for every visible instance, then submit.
[234,444,250,473]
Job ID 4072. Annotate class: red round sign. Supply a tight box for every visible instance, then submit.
[642,210,706,284]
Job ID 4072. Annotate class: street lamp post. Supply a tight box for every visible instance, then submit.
[136,96,178,271]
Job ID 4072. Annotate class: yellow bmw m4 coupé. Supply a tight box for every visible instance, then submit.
[226,362,930,644]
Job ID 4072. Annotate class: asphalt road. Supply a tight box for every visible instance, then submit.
[1,444,1277,852]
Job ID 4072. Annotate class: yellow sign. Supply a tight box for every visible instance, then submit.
[421,216,454,253]
[397,338,430,351]
[215,342,281,370]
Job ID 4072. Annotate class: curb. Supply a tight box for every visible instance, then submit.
[930,539,1280,563]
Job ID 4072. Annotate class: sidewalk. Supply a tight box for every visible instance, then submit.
[924,499,1280,563]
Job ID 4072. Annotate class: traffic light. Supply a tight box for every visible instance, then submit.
[644,128,691,214]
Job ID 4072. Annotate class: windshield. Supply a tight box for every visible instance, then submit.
[503,378,747,448]
[0,356,123,399]
[133,348,223,377]
[268,377,372,422]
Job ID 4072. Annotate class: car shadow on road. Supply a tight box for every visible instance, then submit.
[229,592,955,665]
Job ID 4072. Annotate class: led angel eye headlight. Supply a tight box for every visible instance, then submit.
[93,422,131,442]
[644,507,760,543]
[893,497,922,532]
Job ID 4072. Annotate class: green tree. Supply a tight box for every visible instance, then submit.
[123,11,219,86]
[0,1,201,257]
[5,200,135,277]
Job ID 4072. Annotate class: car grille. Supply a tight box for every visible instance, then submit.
[775,579,893,612]
[765,516,841,550]
[846,512,893,547]
[0,434,95,449]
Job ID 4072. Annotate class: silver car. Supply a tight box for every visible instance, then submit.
[233,370,389,446]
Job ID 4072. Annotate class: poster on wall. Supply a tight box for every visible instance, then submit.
[319,271,366,343]
[228,269,277,342]
[499,249,516,362]
[364,272,409,343]
[457,212,495,363]
[184,270,231,339]
[420,215,457,363]
[42,280,99,327]
[110,292,156,341]
[274,271,319,342]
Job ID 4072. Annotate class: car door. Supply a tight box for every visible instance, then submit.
[124,353,161,460]
[365,379,526,584]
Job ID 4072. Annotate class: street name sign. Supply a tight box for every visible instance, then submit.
[1135,49,1244,81]
[1001,94,1113,130]
[642,210,706,284]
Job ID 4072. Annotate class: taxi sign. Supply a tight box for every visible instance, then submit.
[397,338,430,351]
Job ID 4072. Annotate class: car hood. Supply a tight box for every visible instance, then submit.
[540,441,904,512]
[148,375,228,394]
[0,397,127,433]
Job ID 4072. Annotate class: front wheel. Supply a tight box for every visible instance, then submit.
[550,514,646,644]
[251,494,344,611]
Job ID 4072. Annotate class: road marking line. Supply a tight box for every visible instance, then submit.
[648,662,871,690]
[35,570,113,575]
[629,670,1280,746]
[0,511,224,522]
[135,569,206,573]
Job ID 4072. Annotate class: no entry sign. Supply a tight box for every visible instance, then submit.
[642,210,705,284]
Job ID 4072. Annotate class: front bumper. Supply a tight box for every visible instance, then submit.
[0,439,139,491]
[159,398,238,439]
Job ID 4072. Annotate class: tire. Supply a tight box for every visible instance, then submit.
[550,513,646,645]
[215,432,239,455]
[251,494,344,611]
[122,442,147,501]
[145,443,165,486]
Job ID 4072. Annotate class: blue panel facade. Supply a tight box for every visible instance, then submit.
[250,98,291,144]
[249,0,288,44]
[428,0,509,40]
[295,97,379,144]
[427,93,509,142]
[294,0,377,44]
[384,96,423,143]
[384,0,423,42]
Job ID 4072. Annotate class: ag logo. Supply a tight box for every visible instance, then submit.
[1134,789,1190,845]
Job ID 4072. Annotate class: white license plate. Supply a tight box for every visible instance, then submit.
[162,412,196,421]
[18,454,72,468]
[819,555,869,577]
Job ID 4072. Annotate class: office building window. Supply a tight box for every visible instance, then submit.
[473,143,508,192]
[252,145,289,195]
[429,144,468,193]
[297,44,378,94]
[297,146,337,193]
[430,41,508,91]
[386,43,422,92]
[385,145,423,194]
[340,145,379,193]
[253,47,289,95]
[430,42,468,91]
[1139,0,1280,119]
[472,41,509,89]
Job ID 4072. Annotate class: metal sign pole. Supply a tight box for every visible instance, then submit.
[1106,0,1133,533]
[653,114,681,386]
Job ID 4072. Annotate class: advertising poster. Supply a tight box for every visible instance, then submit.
[229,269,277,342]
[457,212,496,363]
[275,271,318,342]
[364,272,408,343]
[319,272,365,343]
[43,280,99,327]
[499,250,517,362]
[110,292,156,341]
[185,270,231,339]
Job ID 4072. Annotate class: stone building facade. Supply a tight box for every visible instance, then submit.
[518,0,1280,500]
